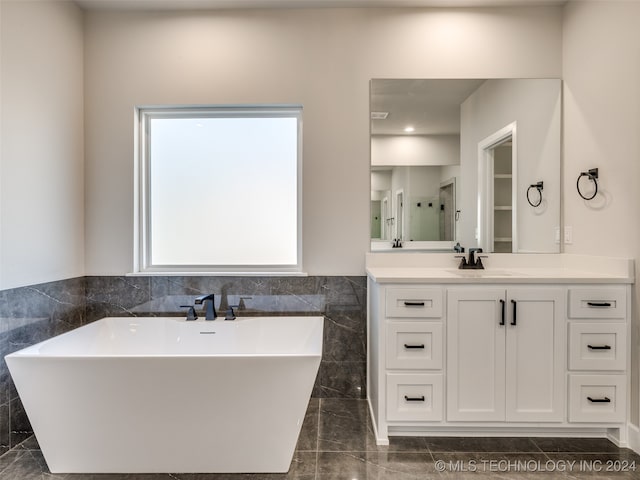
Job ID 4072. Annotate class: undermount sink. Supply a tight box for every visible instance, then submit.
[446,268,516,277]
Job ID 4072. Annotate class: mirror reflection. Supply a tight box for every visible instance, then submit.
[370,78,561,254]
[371,166,456,242]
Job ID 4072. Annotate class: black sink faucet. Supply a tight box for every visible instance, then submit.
[468,248,481,267]
[456,248,486,269]
[195,294,217,320]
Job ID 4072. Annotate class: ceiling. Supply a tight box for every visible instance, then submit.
[73,0,568,11]
[370,79,484,136]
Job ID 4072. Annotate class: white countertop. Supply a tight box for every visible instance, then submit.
[366,253,634,284]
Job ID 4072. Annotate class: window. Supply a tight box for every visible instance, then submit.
[135,106,302,273]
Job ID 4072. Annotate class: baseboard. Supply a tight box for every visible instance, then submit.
[627,423,640,454]
[367,396,389,446]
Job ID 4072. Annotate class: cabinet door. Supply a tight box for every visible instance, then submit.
[505,288,565,422]
[447,288,506,421]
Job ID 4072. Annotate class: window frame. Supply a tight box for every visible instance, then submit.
[134,105,303,274]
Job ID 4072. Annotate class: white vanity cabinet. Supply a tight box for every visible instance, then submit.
[382,287,445,423]
[366,257,633,447]
[567,286,628,424]
[446,287,565,423]
[368,283,445,440]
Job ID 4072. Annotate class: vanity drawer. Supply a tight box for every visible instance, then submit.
[569,323,626,371]
[568,287,626,319]
[386,322,443,370]
[386,288,443,318]
[386,373,443,421]
[568,375,626,423]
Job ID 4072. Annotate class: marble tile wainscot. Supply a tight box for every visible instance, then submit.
[0,278,86,455]
[0,274,367,456]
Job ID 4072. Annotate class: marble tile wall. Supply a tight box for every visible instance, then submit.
[84,275,367,399]
[0,275,367,455]
[0,278,85,455]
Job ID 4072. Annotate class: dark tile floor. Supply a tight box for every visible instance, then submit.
[1,399,639,479]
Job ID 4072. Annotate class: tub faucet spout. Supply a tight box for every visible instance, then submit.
[195,294,217,320]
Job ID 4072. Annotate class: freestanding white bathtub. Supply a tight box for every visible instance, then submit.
[5,316,323,473]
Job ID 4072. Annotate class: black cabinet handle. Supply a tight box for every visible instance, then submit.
[499,299,505,326]
[587,345,612,350]
[587,302,612,307]
[404,395,425,402]
[510,299,517,325]
[404,301,425,307]
[587,396,611,403]
[404,344,425,349]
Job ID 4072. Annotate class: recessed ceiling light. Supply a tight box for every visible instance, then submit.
[404,126,415,133]
[371,112,389,120]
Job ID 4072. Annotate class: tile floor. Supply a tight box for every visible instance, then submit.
[1,399,639,479]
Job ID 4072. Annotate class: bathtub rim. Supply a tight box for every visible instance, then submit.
[5,315,324,359]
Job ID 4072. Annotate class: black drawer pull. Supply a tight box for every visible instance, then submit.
[587,344,612,350]
[404,301,425,307]
[587,396,611,403]
[404,395,425,402]
[587,302,612,307]
[499,299,505,326]
[511,299,517,326]
[404,344,425,349]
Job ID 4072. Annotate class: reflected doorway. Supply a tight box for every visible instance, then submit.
[478,122,517,253]
[439,179,455,241]
[371,200,381,238]
[395,190,404,240]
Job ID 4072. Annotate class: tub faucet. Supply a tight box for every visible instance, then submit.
[195,294,217,320]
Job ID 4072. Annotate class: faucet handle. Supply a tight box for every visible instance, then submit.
[454,255,467,268]
[180,305,198,321]
[239,296,252,309]
[225,305,239,321]
[476,255,488,269]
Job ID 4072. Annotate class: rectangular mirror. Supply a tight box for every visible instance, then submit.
[370,78,561,254]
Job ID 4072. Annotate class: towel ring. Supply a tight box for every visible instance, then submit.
[526,181,544,207]
[577,168,598,201]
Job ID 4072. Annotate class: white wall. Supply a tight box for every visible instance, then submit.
[0,1,3,280]
[371,135,459,166]
[83,7,562,275]
[562,0,640,429]
[0,0,84,290]
[459,79,561,253]
[371,170,391,195]
[409,166,441,198]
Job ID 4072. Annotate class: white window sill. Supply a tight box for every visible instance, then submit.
[126,271,309,277]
